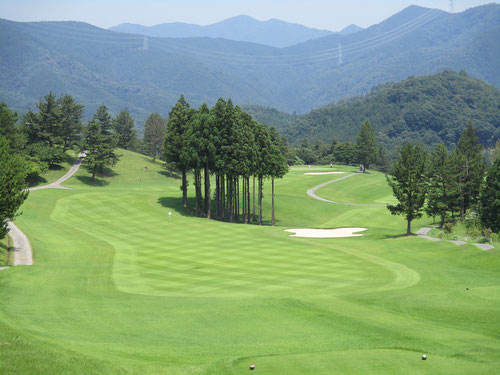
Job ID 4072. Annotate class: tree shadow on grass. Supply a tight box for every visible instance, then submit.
[157,197,198,217]
[75,176,110,187]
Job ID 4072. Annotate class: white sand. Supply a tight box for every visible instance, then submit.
[304,172,346,175]
[285,228,367,238]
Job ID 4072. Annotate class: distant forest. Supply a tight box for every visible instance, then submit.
[249,71,500,152]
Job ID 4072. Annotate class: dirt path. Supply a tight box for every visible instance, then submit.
[3,152,86,268]
[306,173,386,207]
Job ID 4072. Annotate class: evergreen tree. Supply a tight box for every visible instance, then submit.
[0,136,29,239]
[356,120,377,172]
[454,121,487,220]
[185,104,216,218]
[143,113,166,162]
[425,144,458,227]
[114,110,137,150]
[479,158,500,233]
[83,105,118,182]
[386,143,428,235]
[58,94,84,151]
[164,95,192,207]
[27,92,61,147]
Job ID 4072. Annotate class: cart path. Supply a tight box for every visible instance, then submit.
[417,226,495,250]
[3,152,86,268]
[306,173,386,207]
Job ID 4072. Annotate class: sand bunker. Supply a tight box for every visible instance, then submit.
[304,172,346,175]
[285,228,367,238]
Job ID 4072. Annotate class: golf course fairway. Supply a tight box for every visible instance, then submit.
[0,150,498,374]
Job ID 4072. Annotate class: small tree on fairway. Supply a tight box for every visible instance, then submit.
[83,105,118,182]
[143,113,166,162]
[479,158,500,233]
[386,143,428,235]
[114,110,137,150]
[0,136,29,239]
[356,120,377,172]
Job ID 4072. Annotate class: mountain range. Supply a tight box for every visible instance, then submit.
[109,15,363,48]
[0,4,499,126]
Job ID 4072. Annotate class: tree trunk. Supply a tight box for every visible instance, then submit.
[272,177,275,226]
[247,177,251,224]
[215,174,219,220]
[258,176,263,225]
[182,168,187,208]
[222,175,226,221]
[92,164,97,182]
[205,164,210,219]
[253,175,256,222]
[235,177,239,221]
[407,219,412,235]
[243,176,247,224]
[228,175,233,222]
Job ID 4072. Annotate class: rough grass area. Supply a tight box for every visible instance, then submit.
[0,151,499,374]
[0,236,12,267]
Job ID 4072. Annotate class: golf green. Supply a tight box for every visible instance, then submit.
[0,151,498,374]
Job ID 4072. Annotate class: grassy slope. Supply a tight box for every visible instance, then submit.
[0,152,498,374]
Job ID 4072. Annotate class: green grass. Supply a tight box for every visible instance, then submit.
[0,236,12,267]
[0,151,499,374]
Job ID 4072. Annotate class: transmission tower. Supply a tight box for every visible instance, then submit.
[143,36,149,51]
[450,0,455,13]
[338,44,343,65]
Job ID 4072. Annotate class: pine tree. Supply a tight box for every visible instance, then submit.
[387,143,428,235]
[425,144,458,227]
[356,120,377,172]
[164,95,192,208]
[268,127,289,226]
[58,95,84,151]
[113,110,137,150]
[454,121,486,220]
[83,105,118,182]
[143,113,166,162]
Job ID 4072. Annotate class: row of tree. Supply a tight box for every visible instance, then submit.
[163,96,288,225]
[291,120,389,172]
[386,122,499,234]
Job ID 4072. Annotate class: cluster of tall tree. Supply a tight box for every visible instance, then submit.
[386,122,497,235]
[163,96,288,225]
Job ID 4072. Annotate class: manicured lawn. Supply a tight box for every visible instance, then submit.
[0,151,499,374]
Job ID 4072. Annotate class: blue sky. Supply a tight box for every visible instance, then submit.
[1,0,498,30]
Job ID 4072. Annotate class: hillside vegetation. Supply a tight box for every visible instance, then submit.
[277,70,500,149]
[1,4,499,122]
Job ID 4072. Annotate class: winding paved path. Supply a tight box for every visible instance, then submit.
[3,152,85,268]
[306,173,386,207]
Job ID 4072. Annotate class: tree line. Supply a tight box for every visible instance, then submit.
[386,121,500,235]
